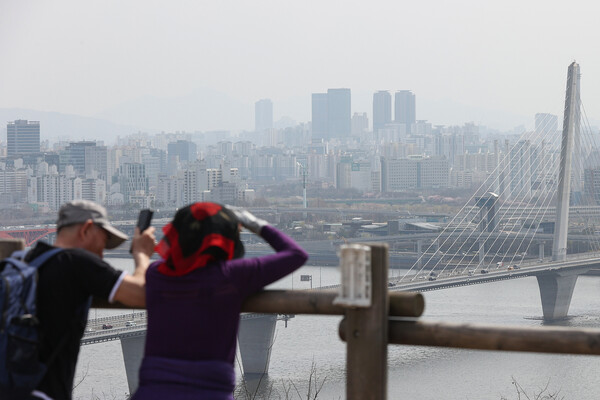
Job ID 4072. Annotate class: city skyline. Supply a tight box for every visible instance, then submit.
[3,1,600,134]
[0,86,572,147]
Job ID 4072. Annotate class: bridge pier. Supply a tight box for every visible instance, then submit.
[433,239,439,255]
[119,332,146,395]
[416,240,423,268]
[536,271,581,320]
[237,314,278,377]
[117,315,280,395]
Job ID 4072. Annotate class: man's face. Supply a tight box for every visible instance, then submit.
[83,223,108,257]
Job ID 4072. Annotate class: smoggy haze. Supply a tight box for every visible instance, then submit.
[1,0,599,133]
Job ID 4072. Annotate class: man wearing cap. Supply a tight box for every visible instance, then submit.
[24,200,156,400]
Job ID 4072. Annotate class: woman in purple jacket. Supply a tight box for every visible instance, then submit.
[132,202,308,399]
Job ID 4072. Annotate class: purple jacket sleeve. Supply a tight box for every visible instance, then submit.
[222,225,308,297]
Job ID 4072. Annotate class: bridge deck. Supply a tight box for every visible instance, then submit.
[81,311,293,344]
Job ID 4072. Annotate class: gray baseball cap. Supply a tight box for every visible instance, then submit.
[57,200,128,249]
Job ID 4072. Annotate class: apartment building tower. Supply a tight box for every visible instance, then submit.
[255,99,273,132]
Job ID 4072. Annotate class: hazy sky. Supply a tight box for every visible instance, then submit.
[2,0,599,132]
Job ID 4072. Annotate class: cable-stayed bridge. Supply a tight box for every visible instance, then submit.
[371,62,599,322]
[22,61,600,391]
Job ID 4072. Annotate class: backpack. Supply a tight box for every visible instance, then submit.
[0,247,63,398]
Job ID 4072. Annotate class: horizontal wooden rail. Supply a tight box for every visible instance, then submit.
[93,290,425,318]
[339,318,600,355]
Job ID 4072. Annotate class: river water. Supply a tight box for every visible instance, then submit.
[73,260,600,399]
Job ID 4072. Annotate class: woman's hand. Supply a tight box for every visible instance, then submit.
[232,209,268,235]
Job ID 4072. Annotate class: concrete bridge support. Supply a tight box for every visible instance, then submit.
[119,333,146,395]
[118,315,279,394]
[237,314,278,377]
[433,239,439,255]
[536,272,579,320]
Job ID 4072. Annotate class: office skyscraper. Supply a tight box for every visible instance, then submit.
[373,91,392,133]
[255,99,273,131]
[311,93,329,140]
[118,163,148,202]
[63,141,97,175]
[167,140,197,174]
[327,88,351,139]
[7,120,40,156]
[394,90,416,132]
[312,89,351,140]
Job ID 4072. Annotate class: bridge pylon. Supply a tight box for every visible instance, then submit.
[552,61,580,262]
[537,62,581,320]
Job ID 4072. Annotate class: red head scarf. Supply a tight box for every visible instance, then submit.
[155,202,244,276]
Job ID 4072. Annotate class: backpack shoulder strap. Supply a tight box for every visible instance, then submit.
[2,248,63,273]
[27,248,65,269]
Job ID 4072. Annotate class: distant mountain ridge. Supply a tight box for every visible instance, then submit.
[95,87,254,132]
[0,108,145,144]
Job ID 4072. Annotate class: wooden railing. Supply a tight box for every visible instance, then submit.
[4,239,600,400]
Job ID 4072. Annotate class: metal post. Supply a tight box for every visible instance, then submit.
[344,244,388,400]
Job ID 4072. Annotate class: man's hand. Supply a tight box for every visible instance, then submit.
[113,227,156,308]
[132,226,156,257]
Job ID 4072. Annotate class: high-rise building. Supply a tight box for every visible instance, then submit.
[255,99,273,132]
[167,140,197,174]
[63,141,98,175]
[535,113,558,134]
[0,167,28,203]
[327,88,351,139]
[168,140,197,163]
[311,89,351,140]
[217,141,233,157]
[118,163,148,203]
[351,113,369,136]
[142,148,167,188]
[311,93,328,140]
[84,145,108,180]
[7,120,40,156]
[394,90,416,132]
[381,156,449,191]
[373,91,392,133]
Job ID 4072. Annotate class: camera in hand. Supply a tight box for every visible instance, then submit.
[130,209,153,254]
[137,209,154,231]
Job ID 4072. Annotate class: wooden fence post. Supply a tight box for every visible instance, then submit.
[345,243,388,400]
[0,238,25,259]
